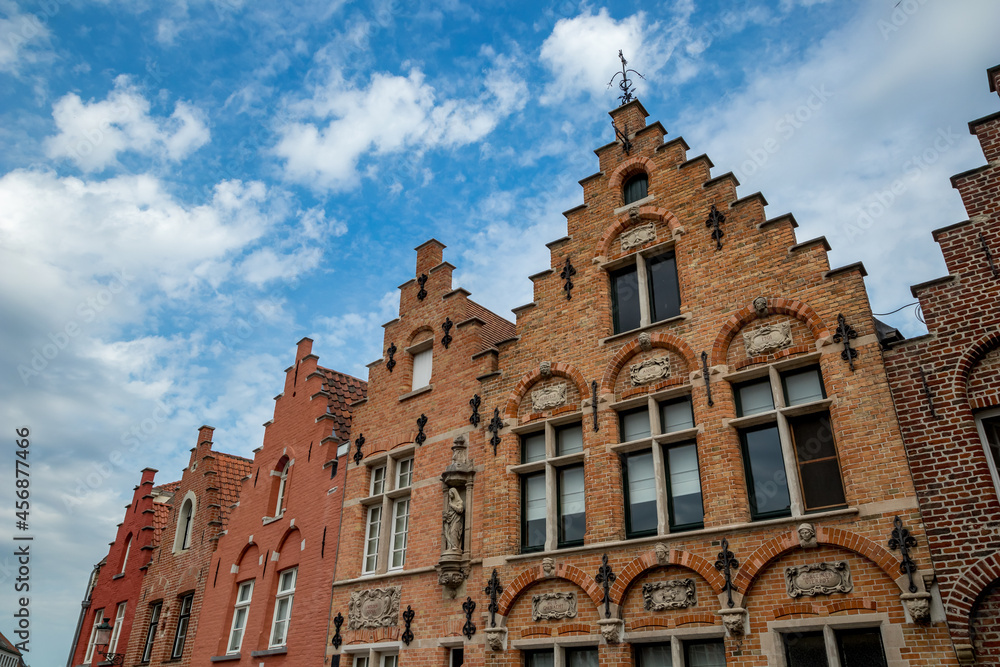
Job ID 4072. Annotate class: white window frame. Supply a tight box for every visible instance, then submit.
[141,602,161,662]
[173,491,197,553]
[84,607,104,663]
[269,567,297,647]
[171,592,193,658]
[409,339,433,391]
[975,406,1000,496]
[274,460,291,517]
[346,645,400,667]
[120,535,132,573]
[361,449,415,575]
[227,580,254,654]
[108,601,127,653]
[388,497,410,570]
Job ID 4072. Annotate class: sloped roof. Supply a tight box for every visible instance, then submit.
[467,300,517,350]
[318,367,368,442]
[150,499,171,548]
[153,480,181,495]
[214,451,253,530]
[0,630,21,655]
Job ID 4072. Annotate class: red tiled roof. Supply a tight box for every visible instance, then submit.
[213,451,253,530]
[151,500,171,548]
[0,630,21,655]
[318,367,368,443]
[154,480,181,495]
[467,300,516,350]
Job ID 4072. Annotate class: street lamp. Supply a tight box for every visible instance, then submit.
[93,617,124,665]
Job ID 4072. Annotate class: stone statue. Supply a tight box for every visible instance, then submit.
[444,488,465,552]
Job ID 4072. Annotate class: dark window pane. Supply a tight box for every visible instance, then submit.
[522,473,546,551]
[684,638,726,666]
[626,452,657,536]
[837,628,888,667]
[742,426,791,518]
[620,408,651,442]
[566,648,598,667]
[647,252,680,323]
[790,413,837,461]
[557,423,583,455]
[784,631,829,667]
[611,265,641,333]
[451,648,464,667]
[522,432,545,463]
[783,367,825,405]
[667,444,703,529]
[636,644,673,667]
[623,174,648,204]
[525,650,554,667]
[790,412,846,511]
[735,379,774,416]
[559,466,585,546]
[799,460,847,509]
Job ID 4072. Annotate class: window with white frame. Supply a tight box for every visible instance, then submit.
[120,534,132,573]
[108,601,127,654]
[227,580,254,653]
[615,392,704,538]
[729,359,846,520]
[270,567,297,647]
[141,602,161,662]
[174,495,195,552]
[975,408,1000,493]
[362,451,415,574]
[171,592,193,658]
[782,626,887,666]
[84,608,104,663]
[608,246,681,335]
[274,459,291,516]
[514,417,586,552]
[410,341,433,391]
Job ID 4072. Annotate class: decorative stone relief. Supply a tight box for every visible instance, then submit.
[654,543,669,566]
[443,488,465,553]
[532,592,578,621]
[348,587,401,629]
[901,592,932,623]
[598,618,623,644]
[542,557,555,576]
[620,223,657,252]
[719,607,746,636]
[797,523,818,549]
[642,580,696,611]
[753,296,768,318]
[785,561,853,598]
[437,436,475,596]
[540,361,552,378]
[743,322,793,356]
[630,357,671,386]
[485,627,507,651]
[531,383,567,412]
[638,332,653,352]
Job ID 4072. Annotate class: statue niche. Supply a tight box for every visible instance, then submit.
[436,435,475,596]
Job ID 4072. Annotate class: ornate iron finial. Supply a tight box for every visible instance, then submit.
[595,553,616,619]
[487,407,503,455]
[714,538,739,608]
[462,596,477,639]
[416,414,428,445]
[353,433,365,465]
[484,569,503,627]
[386,343,397,373]
[888,516,919,594]
[706,204,726,251]
[469,394,482,427]
[608,49,645,106]
[332,611,344,648]
[560,257,576,300]
[442,317,454,348]
[833,314,859,371]
[591,380,600,432]
[417,273,428,300]
[701,351,714,407]
[401,605,415,645]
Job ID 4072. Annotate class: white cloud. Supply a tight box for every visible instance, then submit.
[274,56,526,191]
[44,76,211,171]
[0,0,51,73]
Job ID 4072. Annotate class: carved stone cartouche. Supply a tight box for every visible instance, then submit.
[743,322,793,356]
[531,383,567,412]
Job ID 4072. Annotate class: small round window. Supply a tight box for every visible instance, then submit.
[623,173,648,205]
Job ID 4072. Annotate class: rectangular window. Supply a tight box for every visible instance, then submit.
[556,423,584,455]
[647,251,681,323]
[171,593,193,658]
[109,602,127,653]
[660,397,695,432]
[227,580,254,653]
[566,647,599,667]
[269,567,297,647]
[389,498,410,569]
[783,631,827,666]
[740,424,791,519]
[789,413,847,511]
[620,408,651,442]
[354,656,369,667]
[611,264,641,334]
[666,443,704,530]
[782,366,825,406]
[558,465,586,547]
[380,654,398,667]
[525,650,555,667]
[521,431,546,463]
[450,647,464,667]
[411,347,432,390]
[636,643,672,667]
[363,505,382,573]
[522,472,546,552]
[625,451,657,537]
[84,608,104,663]
[370,466,386,496]
[684,639,726,666]
[141,602,161,662]
[396,457,413,489]
[735,378,774,416]
[784,627,887,667]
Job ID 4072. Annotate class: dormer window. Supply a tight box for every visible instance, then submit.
[623,173,648,205]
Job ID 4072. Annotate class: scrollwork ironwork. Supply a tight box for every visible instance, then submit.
[888,515,919,593]
[560,257,576,300]
[401,605,415,645]
[331,611,344,648]
[706,204,725,251]
[487,407,503,455]
[353,433,365,465]
[462,596,477,639]
[386,342,397,373]
[469,394,481,427]
[484,569,503,628]
[833,314,859,371]
[416,414,428,446]
[595,553,616,619]
[607,49,644,107]
[417,274,428,300]
[714,537,739,608]
[442,317,453,349]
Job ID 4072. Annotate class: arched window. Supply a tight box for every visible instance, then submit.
[120,534,132,573]
[275,459,290,516]
[173,493,196,552]
[623,173,648,205]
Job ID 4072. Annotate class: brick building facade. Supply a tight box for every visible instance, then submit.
[122,427,252,666]
[881,64,1000,665]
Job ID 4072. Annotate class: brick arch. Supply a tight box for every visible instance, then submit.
[610,546,725,605]
[600,333,697,395]
[733,525,904,596]
[595,206,683,259]
[408,326,434,345]
[235,541,259,568]
[503,362,590,420]
[710,297,831,366]
[955,330,1000,409]
[496,562,603,617]
[943,552,1000,642]
[607,156,656,191]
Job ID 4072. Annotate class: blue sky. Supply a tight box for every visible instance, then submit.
[1,0,998,663]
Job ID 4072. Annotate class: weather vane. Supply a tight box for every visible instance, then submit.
[608,50,645,106]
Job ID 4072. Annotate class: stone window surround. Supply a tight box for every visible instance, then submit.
[973,406,1000,497]
[723,352,840,520]
[360,445,416,575]
[342,641,401,667]
[509,637,600,667]
[510,411,586,553]
[600,237,681,336]
[626,626,727,666]
[763,614,900,667]
[610,384,703,537]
